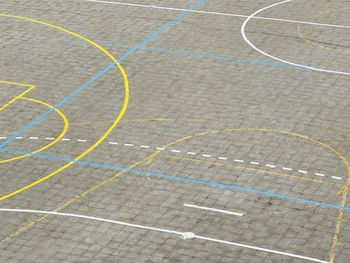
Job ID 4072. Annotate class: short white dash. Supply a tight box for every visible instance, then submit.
[15,137,23,139]
[184,203,244,217]
[29,137,39,140]
[45,137,55,141]
[234,159,244,163]
[298,170,308,174]
[187,152,196,155]
[0,137,7,139]
[202,154,212,158]
[250,161,259,165]
[282,167,292,171]
[332,176,342,180]
[77,139,87,142]
[218,157,227,160]
[171,149,181,153]
[266,164,276,168]
[140,145,150,149]
[125,144,134,147]
[315,173,325,177]
[61,138,71,141]
[108,141,118,145]
[156,147,165,151]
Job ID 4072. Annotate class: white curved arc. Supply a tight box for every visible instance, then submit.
[0,208,328,263]
[240,0,350,76]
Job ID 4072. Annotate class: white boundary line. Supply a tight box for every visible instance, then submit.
[75,0,350,29]
[240,0,350,75]
[184,203,244,216]
[0,208,328,263]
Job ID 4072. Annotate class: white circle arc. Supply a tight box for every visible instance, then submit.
[240,0,350,76]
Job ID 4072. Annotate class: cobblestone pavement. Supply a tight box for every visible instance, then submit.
[1,0,350,262]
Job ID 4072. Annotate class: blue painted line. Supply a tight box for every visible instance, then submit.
[0,0,206,148]
[1,147,349,211]
[142,47,309,70]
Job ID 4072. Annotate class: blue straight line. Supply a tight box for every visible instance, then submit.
[142,47,308,70]
[1,147,349,211]
[0,0,206,148]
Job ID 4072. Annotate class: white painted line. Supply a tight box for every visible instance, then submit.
[125,143,134,147]
[240,0,350,76]
[282,167,292,171]
[0,137,7,139]
[0,208,328,263]
[15,137,23,139]
[156,147,165,151]
[171,149,181,153]
[76,0,350,29]
[77,139,87,142]
[218,156,227,160]
[140,145,150,149]
[45,137,55,141]
[202,154,212,158]
[184,203,244,217]
[29,137,39,140]
[298,170,308,174]
[61,138,71,141]
[266,164,276,168]
[109,141,118,145]
[234,159,244,163]
[187,152,197,155]
[315,173,325,177]
[250,161,259,165]
[332,176,342,180]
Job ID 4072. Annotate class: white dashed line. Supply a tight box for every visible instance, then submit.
[140,145,150,149]
[184,203,244,217]
[0,134,339,181]
[331,176,342,180]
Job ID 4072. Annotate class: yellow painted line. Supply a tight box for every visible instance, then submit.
[164,155,333,184]
[0,127,348,246]
[297,25,350,54]
[0,14,129,201]
[0,81,34,111]
[0,96,69,164]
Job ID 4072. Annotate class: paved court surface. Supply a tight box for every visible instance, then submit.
[1,0,350,262]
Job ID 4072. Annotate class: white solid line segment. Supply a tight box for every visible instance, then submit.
[184,203,244,217]
[77,0,350,30]
[0,208,328,263]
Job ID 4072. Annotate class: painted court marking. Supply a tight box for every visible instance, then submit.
[184,203,244,217]
[0,208,329,263]
[75,0,350,30]
[0,135,341,181]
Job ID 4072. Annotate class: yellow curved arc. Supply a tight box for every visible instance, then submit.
[0,14,129,201]
[297,25,350,55]
[0,96,69,164]
[165,155,333,184]
[0,81,34,111]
